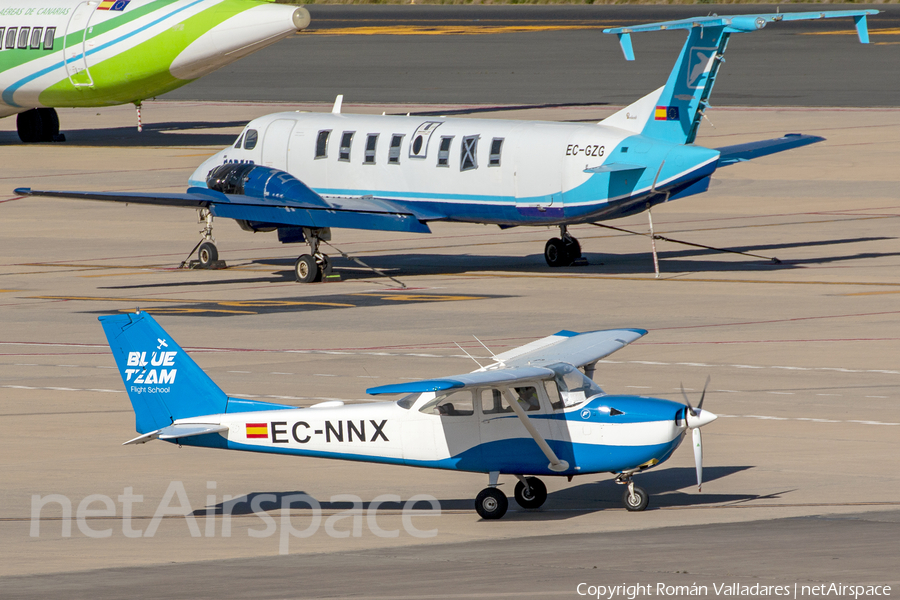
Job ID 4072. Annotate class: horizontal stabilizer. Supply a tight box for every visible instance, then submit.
[123,423,228,445]
[584,163,647,174]
[715,134,825,166]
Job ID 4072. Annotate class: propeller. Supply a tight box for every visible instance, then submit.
[680,376,716,492]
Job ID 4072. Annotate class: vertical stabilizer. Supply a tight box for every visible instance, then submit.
[99,312,228,433]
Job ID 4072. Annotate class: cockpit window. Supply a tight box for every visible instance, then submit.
[420,390,474,417]
[234,132,245,149]
[243,129,258,150]
[549,363,604,408]
[315,130,331,159]
[481,387,540,414]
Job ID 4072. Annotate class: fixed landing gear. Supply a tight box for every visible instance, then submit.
[17,108,64,143]
[294,227,333,283]
[474,474,548,519]
[544,225,582,267]
[616,473,650,512]
[514,476,548,509]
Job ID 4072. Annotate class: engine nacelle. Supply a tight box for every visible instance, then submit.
[235,220,276,233]
[206,164,329,208]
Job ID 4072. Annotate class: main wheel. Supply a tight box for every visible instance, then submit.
[318,254,333,279]
[475,488,508,520]
[622,485,649,512]
[37,108,60,141]
[16,109,42,143]
[544,238,569,267]
[513,477,547,509]
[295,254,319,283]
[197,241,218,269]
[564,237,582,262]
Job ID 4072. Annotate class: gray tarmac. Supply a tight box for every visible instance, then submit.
[164,4,900,106]
[1,99,899,598]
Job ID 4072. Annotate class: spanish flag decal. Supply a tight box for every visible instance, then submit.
[97,0,130,11]
[655,106,680,121]
[246,423,268,439]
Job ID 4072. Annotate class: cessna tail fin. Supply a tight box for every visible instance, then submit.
[99,312,228,434]
[603,10,878,145]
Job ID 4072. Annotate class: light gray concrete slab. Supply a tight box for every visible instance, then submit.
[1,101,898,596]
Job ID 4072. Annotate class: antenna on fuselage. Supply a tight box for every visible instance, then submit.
[454,342,485,369]
[473,335,505,368]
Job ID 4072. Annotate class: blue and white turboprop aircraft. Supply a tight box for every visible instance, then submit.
[18,10,877,281]
[102,311,717,518]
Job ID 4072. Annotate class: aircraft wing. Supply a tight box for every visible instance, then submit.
[492,328,647,369]
[715,134,825,167]
[366,366,555,395]
[14,185,437,234]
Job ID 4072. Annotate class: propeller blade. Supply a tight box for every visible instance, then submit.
[680,383,697,417]
[697,376,711,411]
[693,427,703,492]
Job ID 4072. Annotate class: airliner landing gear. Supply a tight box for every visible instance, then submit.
[181,209,225,269]
[294,227,333,283]
[17,108,64,143]
[616,473,649,512]
[544,225,582,267]
[514,476,548,509]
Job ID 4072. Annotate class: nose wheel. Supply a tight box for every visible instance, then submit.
[616,473,650,512]
[544,226,582,267]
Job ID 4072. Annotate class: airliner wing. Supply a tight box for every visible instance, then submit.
[14,186,438,234]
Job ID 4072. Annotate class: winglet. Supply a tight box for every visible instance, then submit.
[14,187,31,195]
[617,32,635,61]
[332,94,343,114]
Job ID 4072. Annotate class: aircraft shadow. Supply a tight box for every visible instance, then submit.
[197,466,760,521]
[0,120,247,148]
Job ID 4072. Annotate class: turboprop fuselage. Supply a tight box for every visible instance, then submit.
[191,111,721,227]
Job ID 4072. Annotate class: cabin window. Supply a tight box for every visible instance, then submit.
[481,387,540,414]
[545,380,564,410]
[30,28,43,49]
[315,130,331,159]
[437,136,453,167]
[460,135,478,172]
[339,131,354,162]
[43,27,55,50]
[420,390,474,417]
[388,134,403,164]
[6,28,18,50]
[364,133,378,165]
[0,29,4,47]
[17,27,30,49]
[233,132,245,149]
[489,138,504,166]
[243,129,258,150]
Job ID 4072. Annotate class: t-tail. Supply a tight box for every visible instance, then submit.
[100,312,288,435]
[602,10,878,144]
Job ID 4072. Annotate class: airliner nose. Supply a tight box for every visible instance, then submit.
[170,3,311,81]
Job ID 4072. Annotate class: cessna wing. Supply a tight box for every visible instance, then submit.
[490,328,647,370]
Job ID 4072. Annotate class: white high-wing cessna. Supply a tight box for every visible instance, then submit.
[102,311,717,519]
[18,9,877,280]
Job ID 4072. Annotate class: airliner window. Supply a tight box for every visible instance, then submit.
[6,28,18,50]
[388,134,403,164]
[315,130,331,159]
[233,132,244,149]
[460,136,478,171]
[243,129,258,150]
[43,27,56,50]
[489,138,503,166]
[420,390,474,417]
[17,27,30,49]
[437,136,452,167]
[364,133,378,164]
[339,131,354,162]
[30,28,43,49]
[0,29,5,46]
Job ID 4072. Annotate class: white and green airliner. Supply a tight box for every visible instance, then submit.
[0,0,309,142]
